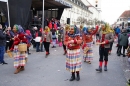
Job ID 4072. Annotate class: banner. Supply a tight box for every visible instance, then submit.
[8,0,32,28]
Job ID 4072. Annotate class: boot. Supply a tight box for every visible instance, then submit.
[123,54,126,57]
[104,66,107,71]
[127,79,130,85]
[14,66,21,74]
[63,50,67,55]
[69,73,75,81]
[76,72,80,81]
[96,66,102,72]
[25,57,28,63]
[87,61,91,64]
[108,51,111,55]
[20,66,25,71]
[46,52,49,55]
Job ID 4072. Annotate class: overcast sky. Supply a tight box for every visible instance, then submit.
[100,0,130,24]
[83,0,130,24]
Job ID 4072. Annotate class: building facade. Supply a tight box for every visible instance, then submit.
[60,0,93,26]
[82,0,101,26]
[116,10,130,27]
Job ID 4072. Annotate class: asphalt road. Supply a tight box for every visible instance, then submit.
[0,43,127,86]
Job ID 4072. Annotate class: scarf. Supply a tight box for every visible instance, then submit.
[102,23,112,34]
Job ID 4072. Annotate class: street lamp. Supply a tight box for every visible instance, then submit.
[42,0,44,29]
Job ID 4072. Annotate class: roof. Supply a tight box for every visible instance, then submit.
[32,0,72,10]
[0,0,7,2]
[120,10,130,18]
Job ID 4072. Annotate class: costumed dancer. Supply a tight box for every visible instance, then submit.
[64,25,82,81]
[42,26,52,56]
[62,24,70,55]
[10,25,28,74]
[82,26,98,64]
[127,34,130,56]
[96,23,114,72]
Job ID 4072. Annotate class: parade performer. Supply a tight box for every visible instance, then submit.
[42,26,52,56]
[82,26,98,64]
[62,24,70,55]
[96,24,114,72]
[10,25,28,74]
[64,25,82,81]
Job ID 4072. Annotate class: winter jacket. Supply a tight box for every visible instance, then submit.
[0,29,6,46]
[119,32,128,46]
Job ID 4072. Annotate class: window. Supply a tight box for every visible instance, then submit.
[77,1,78,5]
[120,18,122,21]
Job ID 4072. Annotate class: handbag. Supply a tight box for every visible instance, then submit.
[84,47,90,53]
[7,50,13,58]
[34,37,41,42]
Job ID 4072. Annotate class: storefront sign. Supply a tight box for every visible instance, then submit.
[55,0,72,7]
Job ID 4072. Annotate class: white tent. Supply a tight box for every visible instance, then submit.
[0,0,10,27]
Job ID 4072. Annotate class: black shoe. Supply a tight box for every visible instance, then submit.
[118,54,120,56]
[52,46,54,48]
[76,73,80,81]
[28,53,31,55]
[2,62,8,65]
[96,66,102,72]
[127,79,130,85]
[104,66,107,71]
[63,52,67,55]
[123,55,126,57]
[69,73,75,81]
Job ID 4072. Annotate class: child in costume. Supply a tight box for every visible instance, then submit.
[82,26,98,64]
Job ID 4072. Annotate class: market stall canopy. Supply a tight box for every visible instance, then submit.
[32,0,72,10]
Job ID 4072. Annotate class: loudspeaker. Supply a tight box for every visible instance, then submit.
[67,18,70,24]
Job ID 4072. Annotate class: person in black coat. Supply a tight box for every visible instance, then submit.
[0,24,7,64]
[5,29,11,52]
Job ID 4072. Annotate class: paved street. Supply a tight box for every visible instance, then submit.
[0,43,127,86]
